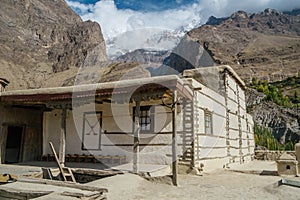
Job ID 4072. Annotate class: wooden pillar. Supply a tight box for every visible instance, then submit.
[59,106,67,167]
[172,90,178,186]
[133,100,140,174]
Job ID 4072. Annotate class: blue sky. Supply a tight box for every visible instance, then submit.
[69,0,300,13]
[69,0,198,12]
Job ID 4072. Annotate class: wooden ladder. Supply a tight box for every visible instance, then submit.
[61,167,76,182]
[182,99,194,164]
[49,142,76,183]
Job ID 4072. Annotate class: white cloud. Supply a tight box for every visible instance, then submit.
[75,0,202,40]
[67,0,300,56]
[198,0,300,17]
[66,0,94,15]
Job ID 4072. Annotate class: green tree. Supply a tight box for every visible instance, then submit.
[254,124,282,150]
[251,76,297,108]
[257,84,265,92]
[284,141,295,151]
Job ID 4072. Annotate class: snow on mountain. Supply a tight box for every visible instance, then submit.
[107,20,202,59]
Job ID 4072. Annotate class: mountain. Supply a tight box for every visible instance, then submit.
[115,49,170,64]
[283,8,300,16]
[181,8,300,83]
[113,9,300,80]
[0,0,107,90]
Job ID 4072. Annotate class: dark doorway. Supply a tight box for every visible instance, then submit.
[5,126,24,163]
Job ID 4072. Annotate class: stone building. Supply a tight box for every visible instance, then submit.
[0,65,254,172]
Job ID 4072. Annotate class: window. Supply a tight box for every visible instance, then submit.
[82,111,102,150]
[205,111,213,134]
[133,106,154,132]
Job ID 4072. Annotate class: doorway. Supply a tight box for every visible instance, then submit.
[5,126,24,163]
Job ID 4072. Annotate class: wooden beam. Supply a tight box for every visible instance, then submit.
[49,142,67,182]
[0,188,52,199]
[59,106,66,167]
[172,90,178,186]
[279,179,300,188]
[133,100,140,174]
[18,178,108,193]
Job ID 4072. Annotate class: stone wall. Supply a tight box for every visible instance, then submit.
[254,150,295,161]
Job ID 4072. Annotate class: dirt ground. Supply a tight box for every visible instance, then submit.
[1,161,300,199]
[87,169,300,200]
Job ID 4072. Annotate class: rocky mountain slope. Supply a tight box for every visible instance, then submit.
[180,8,300,83]
[114,9,300,83]
[0,0,107,90]
[113,35,216,76]
[246,88,300,144]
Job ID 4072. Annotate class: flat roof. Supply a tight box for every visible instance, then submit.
[0,75,193,104]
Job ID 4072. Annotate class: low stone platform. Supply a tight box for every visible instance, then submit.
[0,178,107,199]
[227,160,277,175]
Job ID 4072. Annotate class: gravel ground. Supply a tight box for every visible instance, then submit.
[88,170,300,200]
[0,164,41,176]
[1,161,300,200]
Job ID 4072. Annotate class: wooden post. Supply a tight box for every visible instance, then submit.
[133,100,140,174]
[172,90,178,186]
[59,106,66,167]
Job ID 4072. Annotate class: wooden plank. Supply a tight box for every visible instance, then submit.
[0,187,52,200]
[71,168,123,176]
[172,90,178,186]
[49,142,67,182]
[41,168,53,180]
[279,179,300,188]
[17,178,108,193]
[61,191,105,198]
[133,100,140,174]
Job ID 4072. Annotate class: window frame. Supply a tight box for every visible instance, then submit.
[133,105,154,133]
[81,111,102,151]
[204,110,213,135]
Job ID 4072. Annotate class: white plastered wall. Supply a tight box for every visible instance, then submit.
[225,73,254,162]
[192,71,255,170]
[43,101,184,165]
[193,83,228,170]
